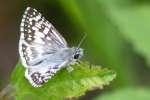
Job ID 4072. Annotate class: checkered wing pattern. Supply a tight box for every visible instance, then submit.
[19,7,68,87]
[19,7,68,67]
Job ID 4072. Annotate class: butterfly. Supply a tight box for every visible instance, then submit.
[19,7,84,87]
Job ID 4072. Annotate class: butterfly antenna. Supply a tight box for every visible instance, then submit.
[77,33,87,49]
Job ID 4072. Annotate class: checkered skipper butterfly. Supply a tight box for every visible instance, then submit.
[19,7,84,87]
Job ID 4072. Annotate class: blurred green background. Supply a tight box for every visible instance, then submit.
[0,0,150,99]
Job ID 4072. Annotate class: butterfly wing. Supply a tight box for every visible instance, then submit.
[19,7,68,87]
[19,7,68,68]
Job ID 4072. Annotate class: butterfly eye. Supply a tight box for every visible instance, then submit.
[74,54,80,59]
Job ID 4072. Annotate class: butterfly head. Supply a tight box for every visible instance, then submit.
[72,33,86,61]
[72,47,84,60]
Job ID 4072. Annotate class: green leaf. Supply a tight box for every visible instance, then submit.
[95,88,150,100]
[11,62,116,100]
[57,0,136,86]
[99,0,150,66]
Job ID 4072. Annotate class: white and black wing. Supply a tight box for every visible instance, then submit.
[19,7,67,68]
[19,7,68,87]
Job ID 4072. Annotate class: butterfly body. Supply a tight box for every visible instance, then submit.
[19,7,83,87]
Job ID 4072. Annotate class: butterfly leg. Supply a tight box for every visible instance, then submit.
[66,66,74,72]
[76,60,81,65]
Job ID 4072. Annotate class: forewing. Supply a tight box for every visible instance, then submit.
[19,7,68,68]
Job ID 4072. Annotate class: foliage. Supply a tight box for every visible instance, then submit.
[11,62,116,100]
[100,0,150,66]
[95,88,150,100]
[7,0,150,99]
[57,0,136,87]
